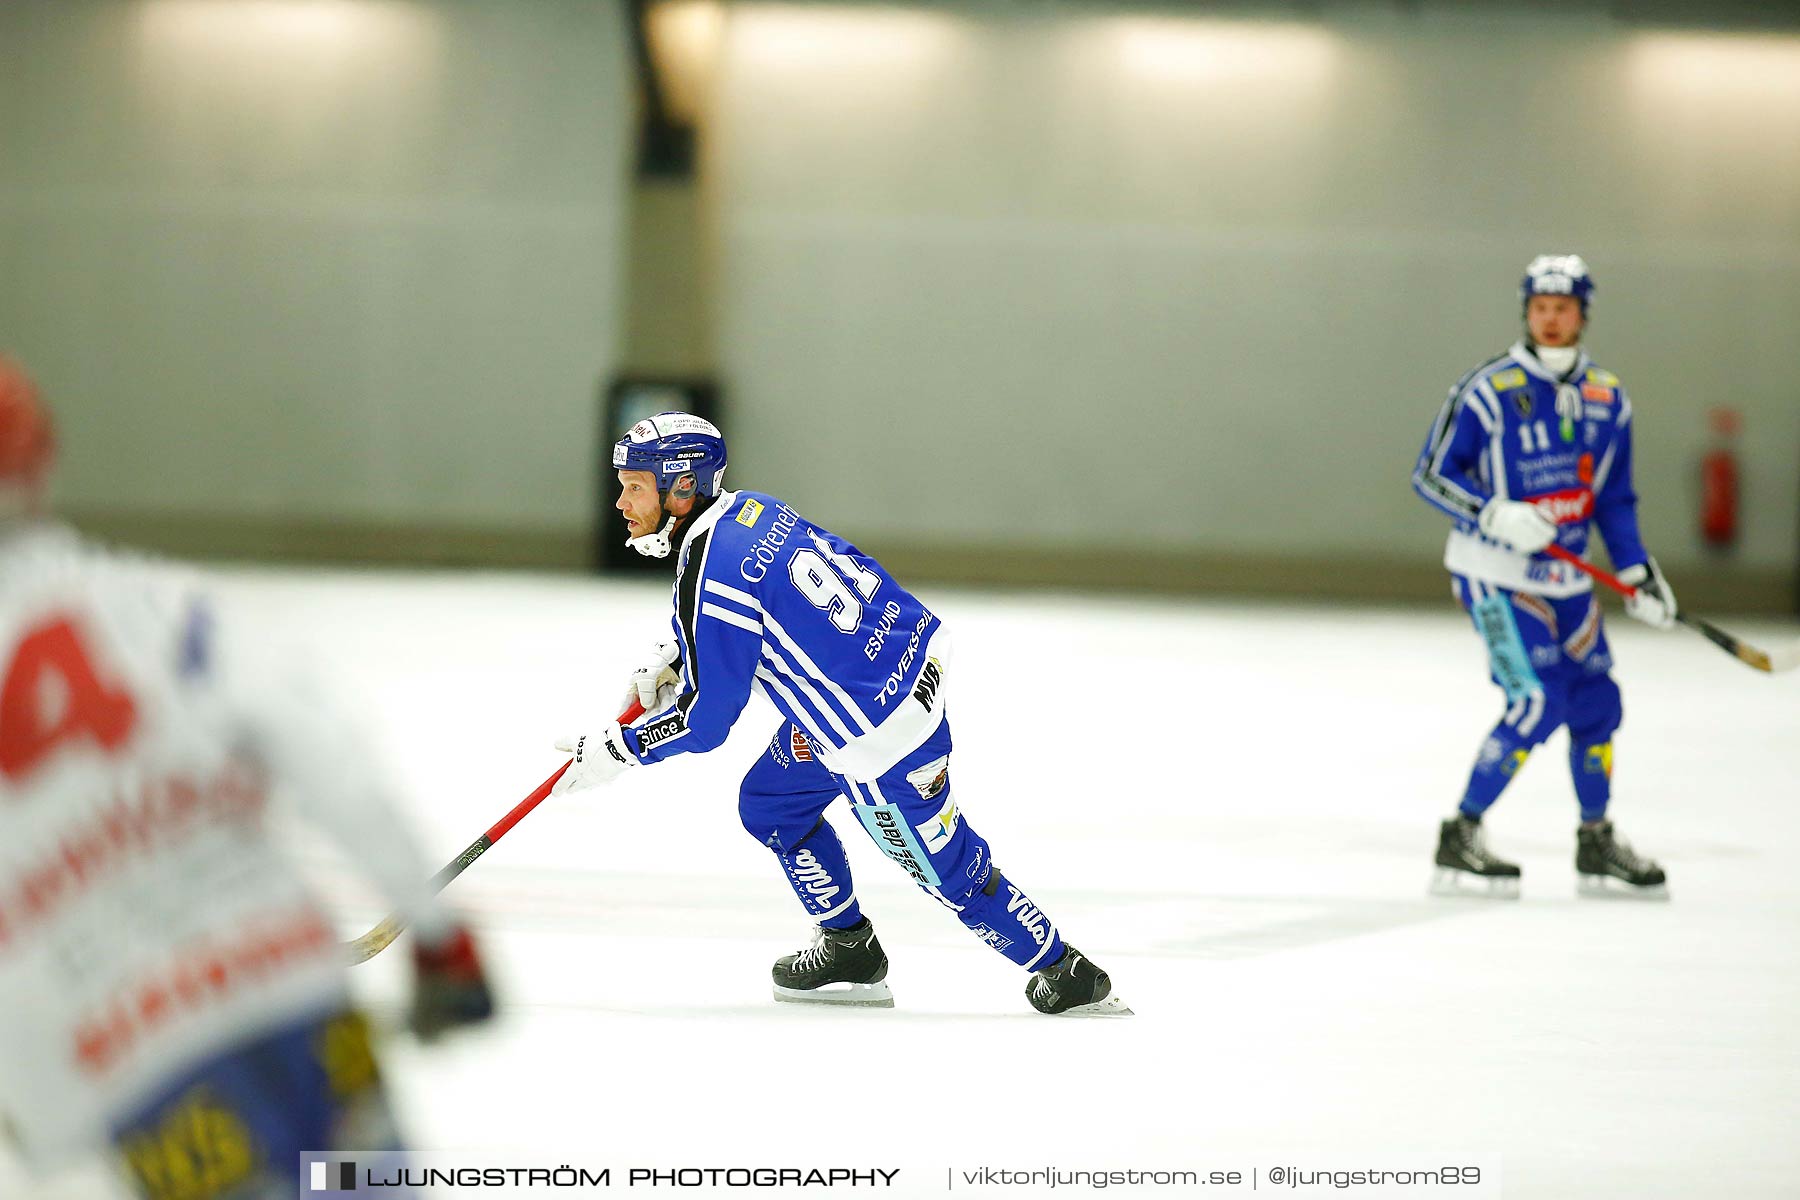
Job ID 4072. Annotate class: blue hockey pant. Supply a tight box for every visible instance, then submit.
[109,1006,408,1200]
[738,717,1066,973]
[1454,575,1622,822]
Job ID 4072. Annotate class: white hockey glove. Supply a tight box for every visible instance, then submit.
[1478,498,1559,554]
[620,639,682,717]
[1619,558,1678,630]
[550,724,638,795]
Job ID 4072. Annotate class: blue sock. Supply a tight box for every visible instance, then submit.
[1459,732,1533,819]
[768,818,862,929]
[1571,740,1613,823]
[956,868,1065,972]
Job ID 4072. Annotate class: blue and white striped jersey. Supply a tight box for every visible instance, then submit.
[1412,340,1649,597]
[621,491,949,782]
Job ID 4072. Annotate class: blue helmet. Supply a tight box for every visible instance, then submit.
[612,411,727,502]
[1520,254,1595,316]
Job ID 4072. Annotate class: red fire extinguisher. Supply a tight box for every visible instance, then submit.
[1699,407,1740,550]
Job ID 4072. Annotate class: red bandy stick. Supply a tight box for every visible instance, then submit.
[1545,544,1636,598]
[1545,544,1795,675]
[347,699,648,963]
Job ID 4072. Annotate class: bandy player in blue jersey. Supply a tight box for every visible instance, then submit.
[549,413,1129,1017]
[1412,256,1674,897]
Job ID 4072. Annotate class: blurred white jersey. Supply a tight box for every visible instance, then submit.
[0,523,443,1164]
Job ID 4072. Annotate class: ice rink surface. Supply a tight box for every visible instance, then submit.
[6,567,1797,1199]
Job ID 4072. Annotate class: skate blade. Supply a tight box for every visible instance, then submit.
[772,980,894,1008]
[1577,874,1669,902]
[1052,993,1134,1018]
[1429,867,1520,899]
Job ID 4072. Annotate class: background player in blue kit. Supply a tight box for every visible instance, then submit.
[1412,256,1674,897]
[550,412,1130,1017]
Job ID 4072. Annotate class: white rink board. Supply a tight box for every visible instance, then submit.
[4,568,1797,1199]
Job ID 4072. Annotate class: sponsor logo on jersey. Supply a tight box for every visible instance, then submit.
[767,730,791,769]
[1531,644,1562,667]
[1500,748,1530,777]
[790,726,813,762]
[1581,384,1614,403]
[911,657,943,711]
[636,712,687,750]
[630,414,720,442]
[863,600,905,662]
[1586,367,1620,388]
[1525,559,1574,585]
[1519,451,1582,496]
[1528,487,1594,526]
[856,805,941,887]
[871,614,934,708]
[1586,404,1613,422]
[1513,391,1534,419]
[970,923,1014,953]
[75,907,334,1076]
[736,498,765,527]
[0,760,266,944]
[1564,600,1602,662]
[1472,594,1536,701]
[906,754,950,801]
[1489,368,1527,391]
[1005,885,1050,948]
[786,847,842,910]
[914,787,958,854]
[1583,742,1614,777]
[1511,592,1558,635]
[1577,453,1595,485]
[739,504,803,583]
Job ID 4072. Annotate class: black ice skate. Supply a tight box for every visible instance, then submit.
[1025,946,1133,1018]
[771,918,894,1007]
[1430,815,1522,898]
[1576,820,1668,899]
